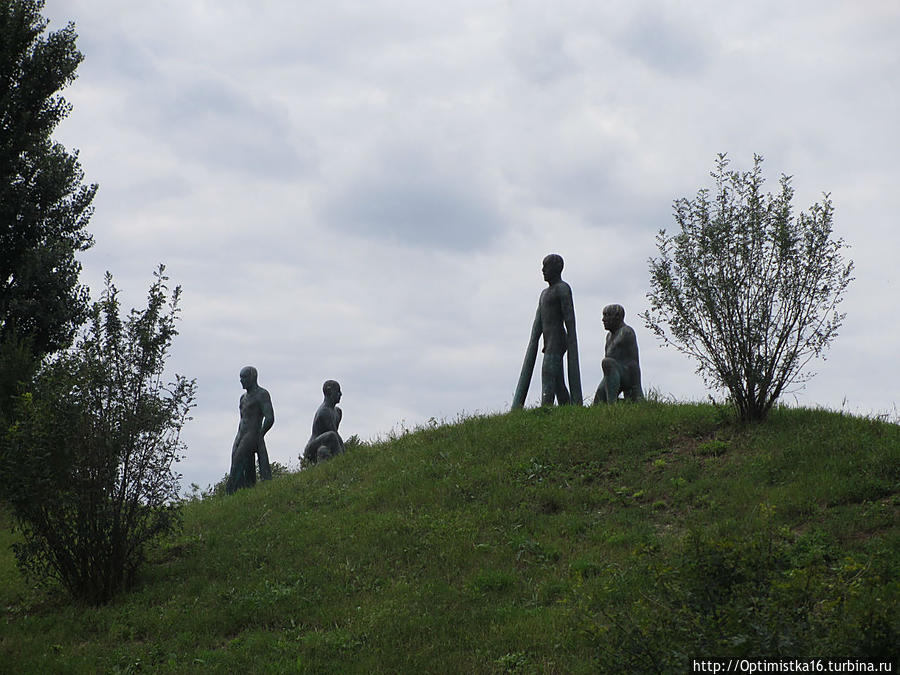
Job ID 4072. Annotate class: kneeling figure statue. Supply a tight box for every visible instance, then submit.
[593,304,644,404]
[302,380,345,465]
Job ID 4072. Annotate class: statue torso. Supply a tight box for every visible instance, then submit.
[238,387,268,436]
[539,282,570,355]
[311,403,340,438]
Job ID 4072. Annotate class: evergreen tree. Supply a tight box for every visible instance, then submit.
[1,0,96,413]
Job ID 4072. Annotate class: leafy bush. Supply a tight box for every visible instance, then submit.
[0,266,195,605]
[643,154,854,422]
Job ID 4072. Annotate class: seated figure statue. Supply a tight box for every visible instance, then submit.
[302,380,345,465]
[593,304,644,404]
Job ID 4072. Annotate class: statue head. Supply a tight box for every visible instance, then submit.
[239,366,258,389]
[542,254,564,282]
[602,304,625,332]
[323,379,342,404]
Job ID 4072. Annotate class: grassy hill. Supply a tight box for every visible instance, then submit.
[1,402,898,673]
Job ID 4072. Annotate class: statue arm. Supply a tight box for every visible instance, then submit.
[512,306,542,409]
[311,408,329,435]
[561,285,583,406]
[335,406,342,430]
[260,391,275,436]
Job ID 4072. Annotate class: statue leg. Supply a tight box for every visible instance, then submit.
[323,430,344,455]
[228,436,256,493]
[227,454,251,493]
[311,431,343,463]
[225,465,239,494]
[227,448,244,494]
[555,367,571,405]
[630,369,644,401]
[600,358,623,404]
[540,356,555,406]
[226,436,241,494]
[623,374,644,401]
[541,353,568,406]
[243,455,256,487]
[302,439,317,465]
[624,384,644,401]
[593,377,609,405]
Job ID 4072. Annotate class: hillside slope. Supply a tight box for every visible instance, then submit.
[2,403,898,673]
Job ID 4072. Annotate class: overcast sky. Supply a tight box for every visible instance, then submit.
[41,0,899,492]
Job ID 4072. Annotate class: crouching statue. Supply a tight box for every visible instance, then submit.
[302,380,345,464]
[593,304,644,404]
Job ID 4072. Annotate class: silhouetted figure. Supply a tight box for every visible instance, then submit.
[226,366,274,494]
[302,380,345,464]
[593,304,644,404]
[512,254,583,409]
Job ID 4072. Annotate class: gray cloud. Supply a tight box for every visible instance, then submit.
[38,0,900,493]
[320,143,507,251]
[505,7,580,86]
[616,7,712,76]
[323,177,503,251]
[144,76,316,180]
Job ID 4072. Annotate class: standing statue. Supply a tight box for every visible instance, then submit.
[512,254,583,409]
[302,380,345,465]
[226,366,275,494]
[593,304,644,404]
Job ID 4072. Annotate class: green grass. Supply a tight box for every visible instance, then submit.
[2,402,898,673]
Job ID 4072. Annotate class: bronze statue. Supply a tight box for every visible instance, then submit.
[512,254,583,409]
[593,304,644,404]
[226,366,274,494]
[302,380,345,464]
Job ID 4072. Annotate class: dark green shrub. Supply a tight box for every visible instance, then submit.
[0,267,195,605]
[581,525,897,671]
